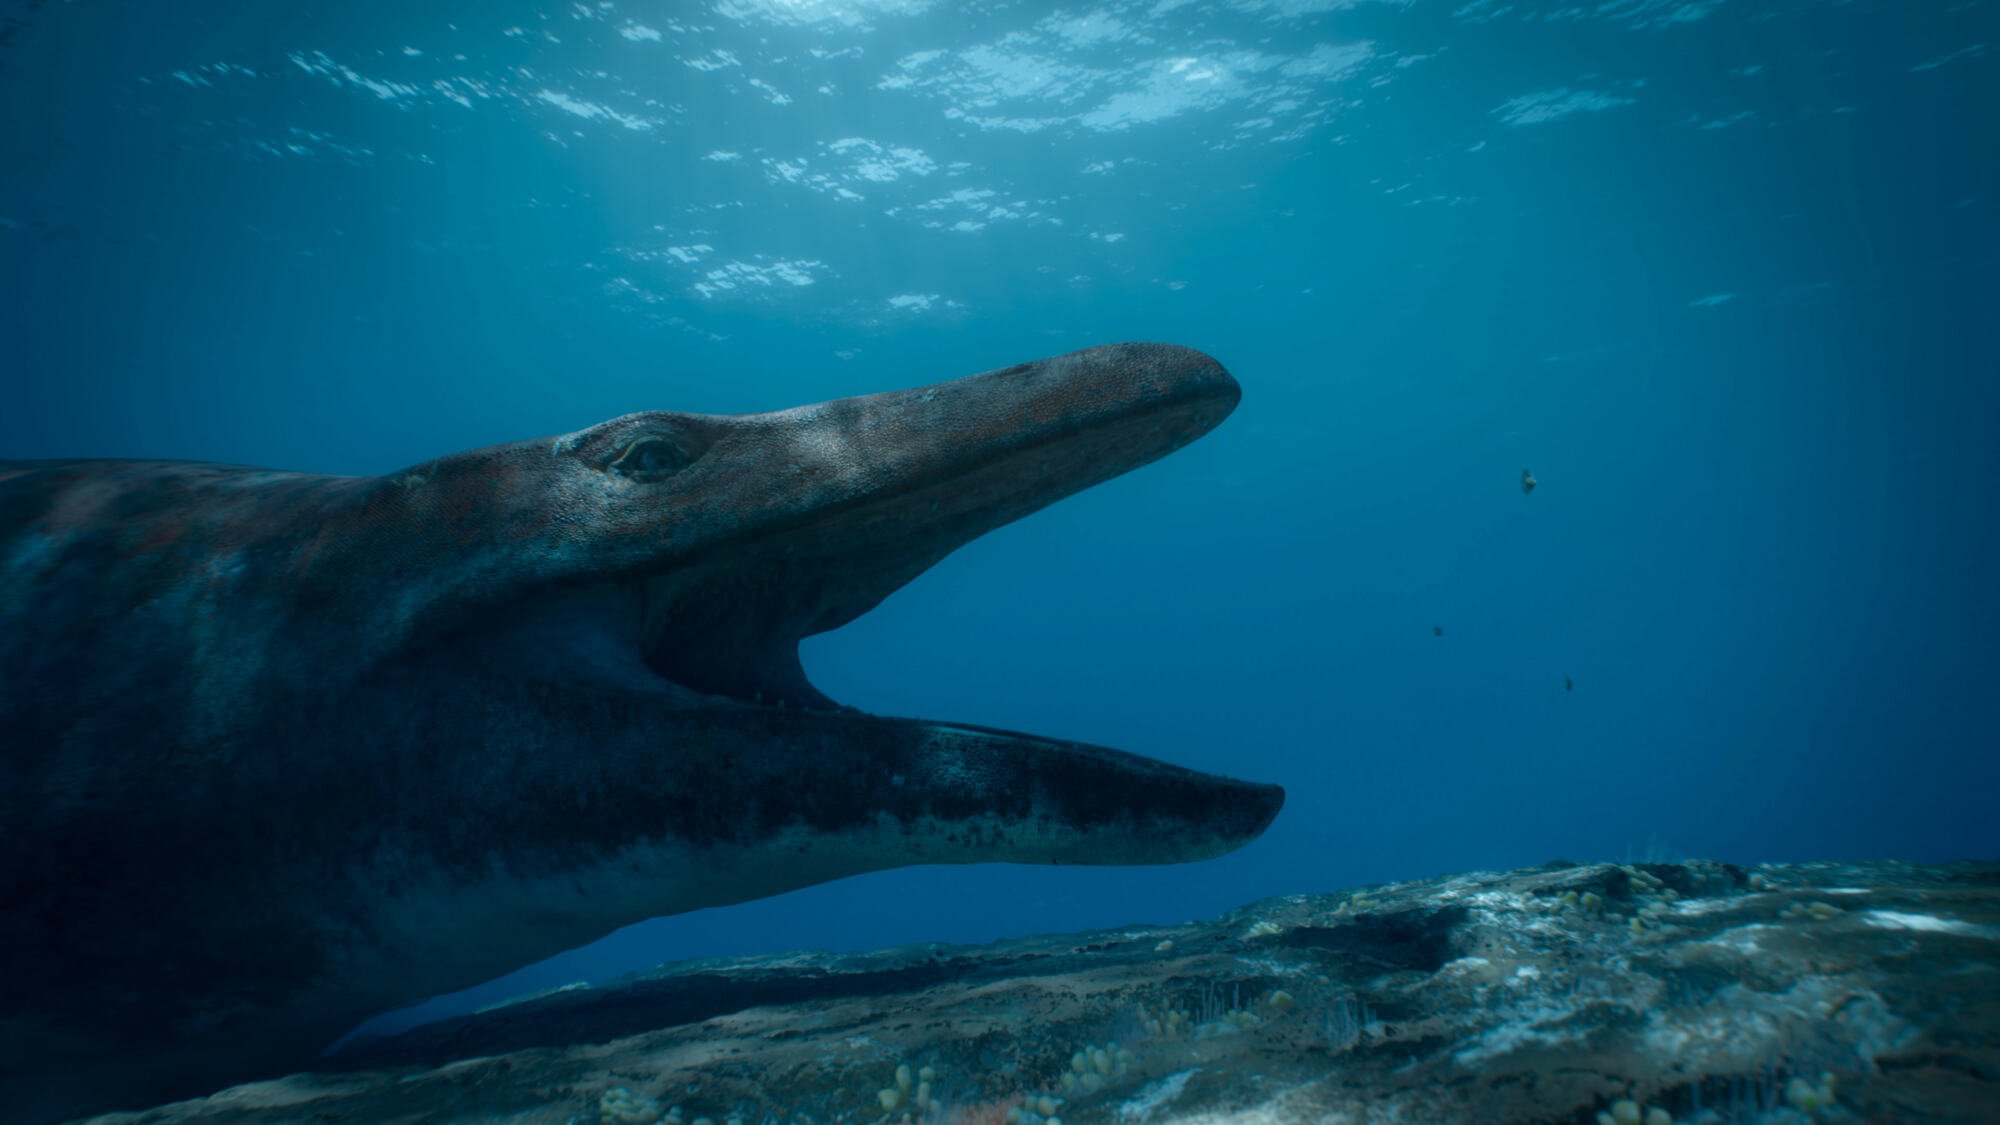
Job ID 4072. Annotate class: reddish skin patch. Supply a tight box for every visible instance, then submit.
[130,518,188,556]
[944,1094,1026,1125]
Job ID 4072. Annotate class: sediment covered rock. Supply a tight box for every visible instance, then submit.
[85,860,2000,1124]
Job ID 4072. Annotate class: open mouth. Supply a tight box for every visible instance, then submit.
[631,386,1238,716]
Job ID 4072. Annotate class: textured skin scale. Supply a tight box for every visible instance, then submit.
[0,343,1283,1121]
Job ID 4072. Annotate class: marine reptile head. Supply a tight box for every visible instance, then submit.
[335,343,1282,875]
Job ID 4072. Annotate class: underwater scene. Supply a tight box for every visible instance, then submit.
[1,0,1995,1122]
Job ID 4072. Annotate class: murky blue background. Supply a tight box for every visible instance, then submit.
[2,0,1994,1040]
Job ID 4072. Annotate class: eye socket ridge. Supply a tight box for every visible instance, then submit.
[607,435,695,479]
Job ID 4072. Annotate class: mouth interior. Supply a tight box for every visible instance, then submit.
[635,556,898,712]
[612,383,1236,716]
[634,465,1043,712]
[632,403,1219,714]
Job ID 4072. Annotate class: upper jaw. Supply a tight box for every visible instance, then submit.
[599,343,1238,597]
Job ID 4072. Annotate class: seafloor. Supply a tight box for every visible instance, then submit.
[86,860,1998,1125]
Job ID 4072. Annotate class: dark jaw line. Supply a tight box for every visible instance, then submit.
[696,677,853,714]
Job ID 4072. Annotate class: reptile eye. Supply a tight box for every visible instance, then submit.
[610,437,692,479]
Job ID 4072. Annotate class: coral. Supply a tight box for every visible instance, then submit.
[598,1087,663,1125]
[1003,1092,1065,1125]
[873,1061,938,1118]
[1056,1042,1135,1096]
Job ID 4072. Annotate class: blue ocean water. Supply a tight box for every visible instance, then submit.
[1,0,1993,1046]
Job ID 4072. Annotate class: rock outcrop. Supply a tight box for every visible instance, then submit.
[86,860,2000,1124]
